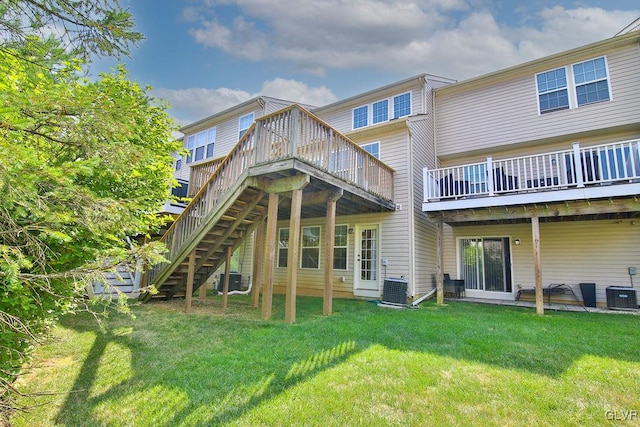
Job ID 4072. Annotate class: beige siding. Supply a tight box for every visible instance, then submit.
[442,220,640,307]
[409,115,437,296]
[316,84,426,135]
[269,125,415,298]
[436,44,640,158]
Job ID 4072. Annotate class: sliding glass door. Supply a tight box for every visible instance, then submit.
[459,237,512,293]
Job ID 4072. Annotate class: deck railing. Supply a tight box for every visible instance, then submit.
[145,105,394,288]
[423,139,640,202]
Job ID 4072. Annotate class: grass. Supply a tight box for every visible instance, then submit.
[12,296,640,426]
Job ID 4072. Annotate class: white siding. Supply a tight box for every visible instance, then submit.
[436,44,640,157]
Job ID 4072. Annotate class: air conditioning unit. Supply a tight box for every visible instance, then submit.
[218,273,242,292]
[382,278,408,305]
[606,286,638,310]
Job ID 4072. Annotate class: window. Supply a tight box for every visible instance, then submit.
[301,226,320,269]
[372,100,388,124]
[333,225,348,270]
[536,67,569,113]
[353,105,368,129]
[278,228,289,268]
[573,57,610,106]
[278,228,289,267]
[536,56,610,114]
[393,93,411,118]
[239,113,254,139]
[185,127,216,163]
[175,158,182,171]
[361,142,380,159]
[459,237,512,293]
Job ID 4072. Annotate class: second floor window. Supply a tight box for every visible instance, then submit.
[186,127,216,163]
[536,67,569,113]
[361,142,380,159]
[239,113,254,139]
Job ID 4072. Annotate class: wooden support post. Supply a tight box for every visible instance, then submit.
[323,196,337,316]
[285,188,302,324]
[185,248,196,313]
[531,216,544,315]
[198,282,208,299]
[251,220,265,308]
[436,219,444,305]
[222,246,232,309]
[262,193,279,320]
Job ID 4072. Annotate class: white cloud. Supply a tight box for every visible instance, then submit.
[186,1,639,80]
[153,78,338,125]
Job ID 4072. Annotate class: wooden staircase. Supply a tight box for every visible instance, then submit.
[140,105,395,301]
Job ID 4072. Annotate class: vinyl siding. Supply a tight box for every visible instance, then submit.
[270,124,415,298]
[435,44,640,158]
[409,115,437,296]
[316,84,426,135]
[442,220,640,307]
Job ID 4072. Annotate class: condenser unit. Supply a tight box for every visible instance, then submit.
[382,278,408,306]
[606,286,638,310]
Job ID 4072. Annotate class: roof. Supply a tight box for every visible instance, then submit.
[180,95,313,133]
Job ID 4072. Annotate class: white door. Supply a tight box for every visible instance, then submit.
[354,224,380,297]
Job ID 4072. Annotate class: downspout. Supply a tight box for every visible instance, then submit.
[407,119,416,299]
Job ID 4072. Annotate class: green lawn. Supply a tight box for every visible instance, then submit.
[12,296,640,426]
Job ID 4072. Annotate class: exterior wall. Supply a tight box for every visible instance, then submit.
[269,122,415,299]
[442,220,640,307]
[411,77,455,296]
[435,43,640,159]
[315,78,427,135]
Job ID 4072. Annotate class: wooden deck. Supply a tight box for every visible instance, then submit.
[140,106,395,309]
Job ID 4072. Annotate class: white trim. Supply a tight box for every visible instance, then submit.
[423,182,640,212]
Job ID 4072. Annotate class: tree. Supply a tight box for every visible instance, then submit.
[0,1,180,421]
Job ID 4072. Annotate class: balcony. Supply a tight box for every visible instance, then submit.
[423,139,640,212]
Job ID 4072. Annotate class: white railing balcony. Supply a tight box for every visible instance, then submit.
[423,139,640,210]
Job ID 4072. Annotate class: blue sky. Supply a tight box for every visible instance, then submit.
[92,1,639,126]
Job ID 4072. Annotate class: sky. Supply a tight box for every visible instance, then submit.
[92,1,640,128]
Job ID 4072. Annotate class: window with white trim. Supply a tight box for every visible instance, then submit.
[333,225,348,270]
[536,67,569,113]
[352,92,412,129]
[393,92,411,118]
[185,127,216,163]
[361,142,380,159]
[353,105,368,129]
[536,56,610,114]
[372,99,388,124]
[301,226,320,269]
[277,228,289,268]
[239,113,254,139]
[573,57,610,106]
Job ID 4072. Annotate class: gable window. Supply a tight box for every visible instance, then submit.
[393,93,411,118]
[333,225,348,270]
[278,228,289,268]
[372,100,388,124]
[301,226,320,269]
[239,113,254,139]
[573,57,610,106]
[185,127,216,163]
[353,105,368,129]
[536,67,569,113]
[361,142,380,159]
